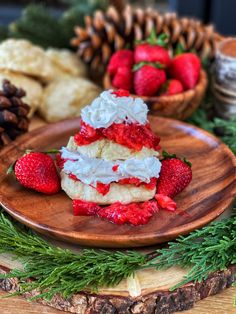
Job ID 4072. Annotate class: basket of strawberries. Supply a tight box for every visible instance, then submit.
[103,32,208,120]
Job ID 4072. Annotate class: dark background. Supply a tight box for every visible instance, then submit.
[0,0,235,36]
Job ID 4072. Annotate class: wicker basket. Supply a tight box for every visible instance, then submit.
[103,70,208,120]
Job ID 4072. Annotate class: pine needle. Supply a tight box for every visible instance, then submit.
[145,209,236,290]
[0,208,235,301]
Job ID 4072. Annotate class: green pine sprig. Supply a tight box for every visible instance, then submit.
[187,108,236,153]
[0,208,234,301]
[145,210,236,290]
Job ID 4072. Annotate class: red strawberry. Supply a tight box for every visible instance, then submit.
[168,53,201,90]
[155,151,192,211]
[14,152,60,194]
[96,182,110,195]
[73,200,100,216]
[134,43,171,67]
[98,201,159,226]
[133,64,166,96]
[74,120,102,145]
[108,49,134,76]
[102,122,161,151]
[160,79,184,96]
[112,89,130,97]
[112,66,133,91]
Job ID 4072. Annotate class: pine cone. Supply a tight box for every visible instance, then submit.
[71,5,223,71]
[0,80,30,148]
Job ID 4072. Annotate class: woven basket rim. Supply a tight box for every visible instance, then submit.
[103,70,207,102]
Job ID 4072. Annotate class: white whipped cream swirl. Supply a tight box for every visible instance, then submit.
[81,90,148,129]
[61,147,161,187]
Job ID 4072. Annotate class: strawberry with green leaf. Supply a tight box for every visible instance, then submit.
[134,31,171,67]
[133,62,166,96]
[155,151,192,211]
[169,53,201,90]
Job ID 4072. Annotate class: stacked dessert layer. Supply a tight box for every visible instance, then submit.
[60,90,162,206]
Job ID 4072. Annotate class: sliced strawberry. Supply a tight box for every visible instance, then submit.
[155,194,177,211]
[102,122,161,151]
[96,182,110,195]
[112,89,130,97]
[73,200,100,216]
[98,200,159,226]
[74,121,102,146]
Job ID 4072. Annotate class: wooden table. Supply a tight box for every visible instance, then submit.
[0,116,235,313]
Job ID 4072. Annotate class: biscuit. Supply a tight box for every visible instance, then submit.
[0,70,43,117]
[61,172,156,205]
[39,76,101,122]
[46,48,87,77]
[0,39,55,82]
[67,137,159,160]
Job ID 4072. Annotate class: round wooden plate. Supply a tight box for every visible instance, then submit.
[0,116,235,248]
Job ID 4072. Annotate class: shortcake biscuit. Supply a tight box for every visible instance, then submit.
[0,39,55,82]
[61,172,156,205]
[39,76,101,122]
[67,137,159,160]
[46,48,87,77]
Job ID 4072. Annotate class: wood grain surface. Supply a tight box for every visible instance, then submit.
[0,116,235,248]
[0,287,235,314]
[0,117,235,313]
[0,253,235,314]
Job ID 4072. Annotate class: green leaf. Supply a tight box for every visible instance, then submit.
[174,43,185,55]
[162,150,176,159]
[133,61,165,71]
[6,162,15,175]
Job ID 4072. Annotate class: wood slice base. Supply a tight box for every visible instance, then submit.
[0,254,235,314]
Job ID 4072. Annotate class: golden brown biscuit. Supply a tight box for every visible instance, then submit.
[67,137,159,160]
[0,70,43,117]
[39,76,101,122]
[0,39,55,82]
[46,48,87,77]
[61,172,156,205]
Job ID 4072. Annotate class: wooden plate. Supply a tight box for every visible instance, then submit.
[0,117,235,248]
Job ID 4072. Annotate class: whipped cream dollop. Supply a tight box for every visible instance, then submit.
[61,147,161,186]
[81,90,148,129]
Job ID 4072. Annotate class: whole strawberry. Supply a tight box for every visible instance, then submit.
[134,31,171,67]
[133,64,166,96]
[160,79,184,96]
[112,66,133,91]
[155,151,192,211]
[14,152,60,194]
[108,49,134,76]
[134,43,171,67]
[168,53,201,90]
[157,152,192,197]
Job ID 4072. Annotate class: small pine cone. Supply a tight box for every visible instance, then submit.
[72,5,224,72]
[0,79,30,148]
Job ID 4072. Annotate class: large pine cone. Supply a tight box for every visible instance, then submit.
[0,80,30,148]
[71,5,223,72]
